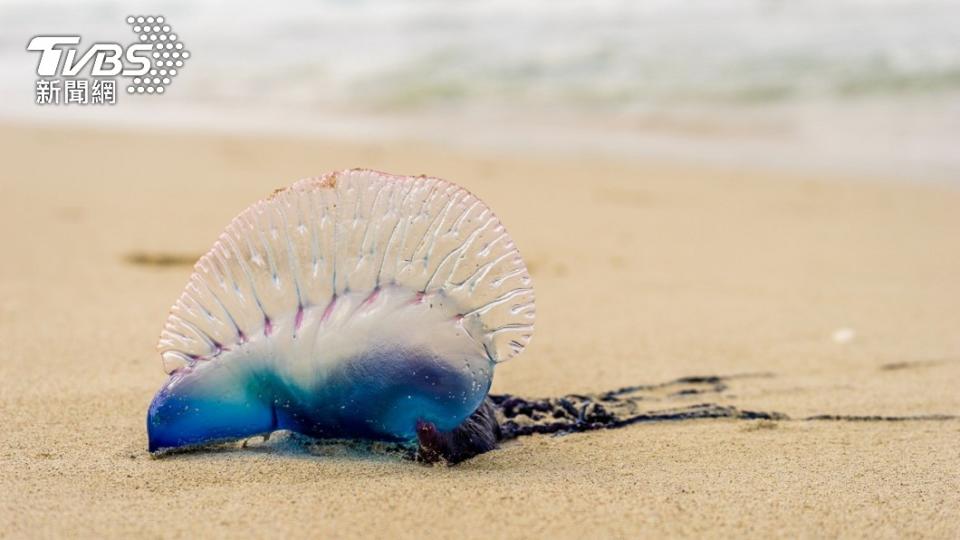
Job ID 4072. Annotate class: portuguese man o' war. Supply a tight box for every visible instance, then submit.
[147,185,957,465]
[147,169,536,461]
[148,170,950,464]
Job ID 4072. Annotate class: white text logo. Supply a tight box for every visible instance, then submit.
[27,15,190,105]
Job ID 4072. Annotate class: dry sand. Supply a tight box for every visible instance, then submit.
[1,123,958,538]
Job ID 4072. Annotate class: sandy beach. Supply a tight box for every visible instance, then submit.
[1,123,958,538]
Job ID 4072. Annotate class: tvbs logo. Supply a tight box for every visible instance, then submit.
[27,15,190,105]
[28,37,152,77]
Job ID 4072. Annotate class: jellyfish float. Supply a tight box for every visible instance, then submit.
[147,169,535,462]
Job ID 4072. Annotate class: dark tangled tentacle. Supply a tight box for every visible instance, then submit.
[491,395,783,439]
[414,375,777,464]
[414,374,956,465]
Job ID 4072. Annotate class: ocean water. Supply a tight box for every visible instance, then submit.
[3,0,959,182]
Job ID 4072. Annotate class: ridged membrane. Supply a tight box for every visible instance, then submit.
[158,169,535,371]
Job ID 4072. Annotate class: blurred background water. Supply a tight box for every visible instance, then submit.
[3,0,959,181]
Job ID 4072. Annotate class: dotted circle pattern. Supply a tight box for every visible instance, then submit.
[124,15,189,95]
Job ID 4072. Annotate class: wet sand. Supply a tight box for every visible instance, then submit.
[0,123,958,538]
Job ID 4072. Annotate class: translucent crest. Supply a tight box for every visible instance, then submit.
[157,169,535,370]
